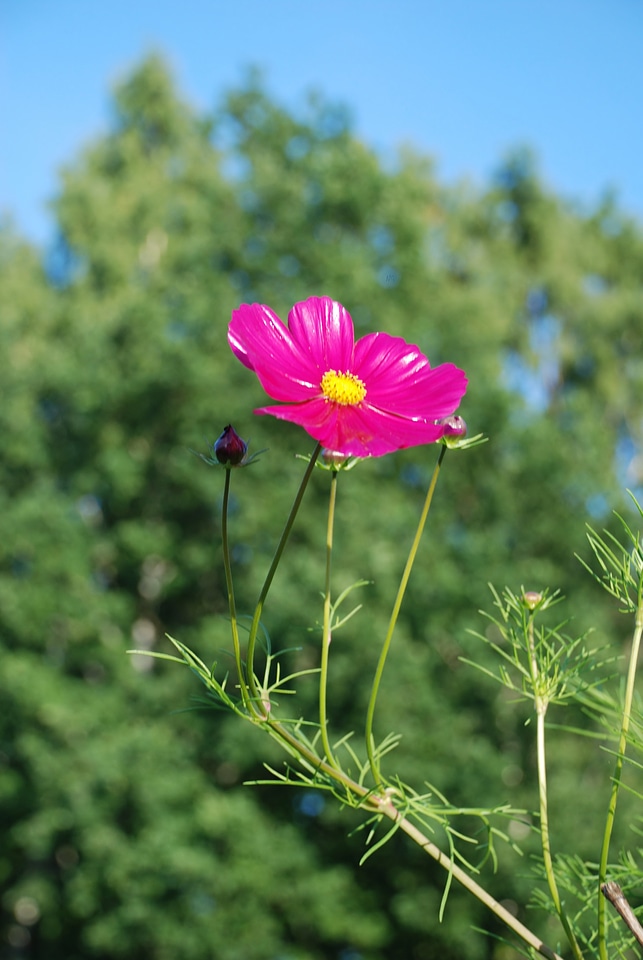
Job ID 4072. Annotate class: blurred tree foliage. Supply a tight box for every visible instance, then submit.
[2,55,643,960]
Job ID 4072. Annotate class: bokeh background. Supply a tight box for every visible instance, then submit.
[2,2,643,958]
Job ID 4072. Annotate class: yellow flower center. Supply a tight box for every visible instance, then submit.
[320,369,367,406]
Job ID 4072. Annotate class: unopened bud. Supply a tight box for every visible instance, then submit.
[522,591,543,611]
[439,416,468,446]
[214,425,248,466]
[321,449,349,467]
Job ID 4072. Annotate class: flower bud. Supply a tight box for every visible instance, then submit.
[214,425,248,466]
[438,415,468,448]
[522,591,543,611]
[321,449,349,467]
[441,415,467,438]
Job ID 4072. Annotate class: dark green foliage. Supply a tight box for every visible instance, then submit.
[2,54,643,959]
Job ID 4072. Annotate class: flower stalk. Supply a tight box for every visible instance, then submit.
[597,589,643,959]
[245,442,323,713]
[525,609,585,960]
[220,467,252,711]
[319,467,340,767]
[365,444,446,784]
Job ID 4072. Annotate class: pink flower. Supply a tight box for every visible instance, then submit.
[228,296,467,458]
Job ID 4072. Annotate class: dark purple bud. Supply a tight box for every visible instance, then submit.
[214,425,248,466]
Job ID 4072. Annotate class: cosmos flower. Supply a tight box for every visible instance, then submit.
[228,296,467,458]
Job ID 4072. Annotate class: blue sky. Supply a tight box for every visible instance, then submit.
[2,0,642,246]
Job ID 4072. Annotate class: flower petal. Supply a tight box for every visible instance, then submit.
[253,397,337,439]
[355,332,467,418]
[328,402,446,456]
[254,398,447,457]
[228,303,320,402]
[287,297,355,371]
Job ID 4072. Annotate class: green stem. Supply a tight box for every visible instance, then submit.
[218,454,562,960]
[246,443,322,713]
[219,436,564,960]
[597,595,643,960]
[536,709,584,959]
[221,468,252,711]
[365,445,446,784]
[319,469,339,767]
[257,713,564,960]
[526,614,584,959]
[386,801,566,960]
